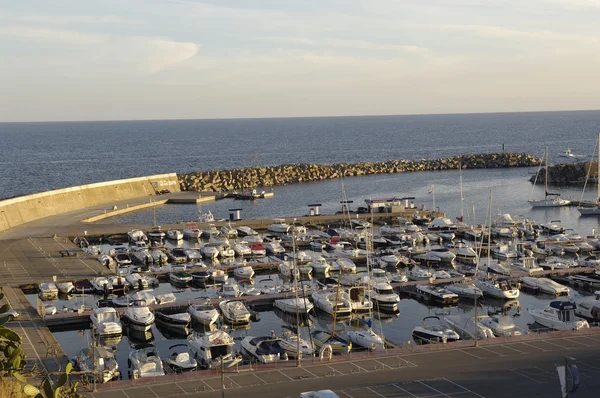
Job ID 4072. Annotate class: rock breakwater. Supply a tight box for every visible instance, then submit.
[530,161,598,186]
[179,153,540,192]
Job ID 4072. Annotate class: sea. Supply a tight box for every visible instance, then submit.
[7,110,600,379]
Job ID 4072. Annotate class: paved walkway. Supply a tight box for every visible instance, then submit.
[86,332,600,398]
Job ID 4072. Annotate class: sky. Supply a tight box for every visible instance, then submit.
[1,0,600,122]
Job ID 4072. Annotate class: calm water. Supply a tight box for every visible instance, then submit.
[2,110,600,199]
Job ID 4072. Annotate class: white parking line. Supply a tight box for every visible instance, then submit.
[541,340,571,349]
[533,366,559,377]
[226,376,242,388]
[460,349,486,359]
[337,390,355,398]
[503,344,527,354]
[174,383,186,394]
[366,387,386,397]
[510,370,545,384]
[392,384,419,398]
[121,389,131,398]
[442,378,486,398]
[252,373,268,385]
[479,347,507,357]
[419,380,452,397]
[563,337,590,347]
[301,367,320,378]
[326,364,344,375]
[577,361,600,371]
[200,380,214,391]
[373,359,392,370]
[351,362,369,373]
[521,342,550,352]
[277,370,295,381]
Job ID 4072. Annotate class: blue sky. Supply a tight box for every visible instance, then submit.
[1,0,600,121]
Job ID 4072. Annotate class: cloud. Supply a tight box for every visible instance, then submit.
[259,36,428,54]
[0,26,199,74]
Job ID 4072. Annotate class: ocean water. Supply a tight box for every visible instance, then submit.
[1,110,600,199]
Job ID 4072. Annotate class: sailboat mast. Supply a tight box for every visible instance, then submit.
[291,221,301,366]
[597,133,600,201]
[459,164,464,221]
[544,147,549,200]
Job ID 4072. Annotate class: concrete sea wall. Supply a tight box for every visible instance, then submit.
[0,174,180,232]
[179,153,541,192]
[529,161,598,185]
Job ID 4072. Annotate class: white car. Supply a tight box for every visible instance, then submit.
[300,390,339,398]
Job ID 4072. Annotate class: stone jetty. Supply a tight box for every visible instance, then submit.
[530,161,598,186]
[179,153,540,192]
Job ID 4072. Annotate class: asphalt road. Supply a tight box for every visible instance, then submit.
[90,334,600,398]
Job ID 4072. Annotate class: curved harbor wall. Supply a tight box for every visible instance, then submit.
[179,153,541,192]
[530,161,598,185]
[0,174,180,232]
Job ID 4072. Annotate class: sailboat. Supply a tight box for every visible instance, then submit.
[529,147,570,207]
[578,132,600,215]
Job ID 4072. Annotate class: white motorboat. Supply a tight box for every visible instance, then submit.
[220,224,238,238]
[521,277,570,296]
[72,346,120,383]
[539,220,564,235]
[90,277,113,294]
[166,229,183,240]
[127,229,147,243]
[511,257,543,275]
[129,290,157,305]
[454,243,478,264]
[412,316,461,344]
[475,278,520,299]
[237,226,259,237]
[90,307,122,337]
[169,271,193,287]
[128,345,165,379]
[183,228,201,239]
[221,280,243,298]
[344,286,373,312]
[155,293,177,305]
[219,300,251,325]
[428,217,457,231]
[207,268,228,284]
[335,258,357,274]
[154,309,190,335]
[479,314,522,337]
[427,245,456,263]
[249,242,267,257]
[187,329,243,369]
[98,254,116,269]
[366,282,400,312]
[233,242,252,257]
[278,329,316,358]
[416,285,459,305]
[268,219,291,234]
[274,297,314,314]
[378,254,400,268]
[241,335,289,363]
[121,306,155,332]
[38,282,58,300]
[577,255,600,268]
[344,324,385,351]
[147,227,165,241]
[149,250,168,265]
[233,264,254,279]
[309,258,331,274]
[163,344,197,373]
[310,330,352,354]
[528,301,589,331]
[575,291,600,322]
[202,245,220,260]
[407,266,435,281]
[56,281,74,295]
[126,273,151,290]
[444,315,496,340]
[445,283,483,299]
[491,245,518,260]
[219,244,236,258]
[350,218,371,229]
[115,253,132,267]
[188,300,220,325]
[433,270,452,279]
[202,225,221,239]
[485,260,512,276]
[132,249,153,265]
[278,261,300,279]
[265,241,285,255]
[311,289,352,317]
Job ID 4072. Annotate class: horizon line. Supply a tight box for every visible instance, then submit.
[2,107,600,124]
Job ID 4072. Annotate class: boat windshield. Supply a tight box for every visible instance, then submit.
[97,312,118,322]
[209,345,229,358]
[377,288,394,295]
